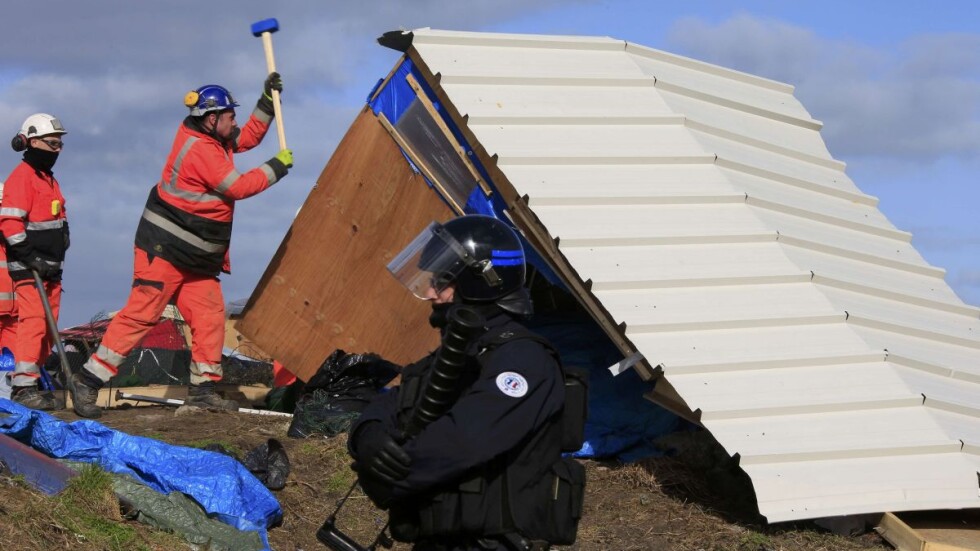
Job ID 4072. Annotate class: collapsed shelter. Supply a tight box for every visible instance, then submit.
[239,28,980,525]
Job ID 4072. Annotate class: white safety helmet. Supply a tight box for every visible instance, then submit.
[11,113,67,152]
[20,113,67,138]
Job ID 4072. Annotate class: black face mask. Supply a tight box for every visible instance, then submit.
[428,302,453,329]
[24,148,59,173]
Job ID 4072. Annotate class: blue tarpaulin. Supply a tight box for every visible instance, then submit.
[0,399,282,549]
[529,315,684,462]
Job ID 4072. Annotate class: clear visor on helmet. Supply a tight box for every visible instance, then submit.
[387,222,470,300]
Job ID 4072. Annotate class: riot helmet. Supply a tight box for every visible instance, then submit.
[388,215,532,315]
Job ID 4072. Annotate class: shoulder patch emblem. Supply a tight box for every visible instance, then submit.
[496,372,528,398]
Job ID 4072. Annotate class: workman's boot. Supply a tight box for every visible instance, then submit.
[11,384,61,411]
[69,371,104,419]
[185,382,239,411]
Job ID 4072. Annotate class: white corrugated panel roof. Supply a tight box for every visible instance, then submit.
[400,28,980,523]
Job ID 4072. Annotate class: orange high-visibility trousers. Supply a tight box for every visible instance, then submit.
[0,243,20,362]
[0,314,17,353]
[83,248,224,385]
[10,279,60,387]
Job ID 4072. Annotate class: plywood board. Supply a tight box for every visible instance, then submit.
[238,108,449,381]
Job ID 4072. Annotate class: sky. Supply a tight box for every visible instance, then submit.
[1,1,978,327]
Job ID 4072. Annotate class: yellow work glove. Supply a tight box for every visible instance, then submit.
[267,148,293,180]
[274,148,293,168]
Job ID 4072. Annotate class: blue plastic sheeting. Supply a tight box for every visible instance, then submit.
[0,399,282,549]
[0,347,13,371]
[528,315,683,462]
[368,58,563,288]
[0,432,76,495]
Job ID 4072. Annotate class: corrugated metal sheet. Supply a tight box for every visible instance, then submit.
[400,28,980,523]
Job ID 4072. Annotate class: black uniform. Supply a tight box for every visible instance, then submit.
[350,311,571,550]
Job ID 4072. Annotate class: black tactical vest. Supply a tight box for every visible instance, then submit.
[388,321,585,545]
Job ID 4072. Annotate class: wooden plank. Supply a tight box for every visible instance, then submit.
[876,512,925,551]
[56,384,272,409]
[912,510,980,551]
[377,112,464,213]
[404,72,492,196]
[238,108,448,381]
[644,378,700,426]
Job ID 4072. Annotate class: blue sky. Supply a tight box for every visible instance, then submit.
[1,1,978,327]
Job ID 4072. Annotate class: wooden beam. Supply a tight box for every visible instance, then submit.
[644,378,700,426]
[404,72,492,196]
[377,111,464,213]
[55,384,272,409]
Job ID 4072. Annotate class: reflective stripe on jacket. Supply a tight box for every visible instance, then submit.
[0,161,69,281]
[134,111,278,275]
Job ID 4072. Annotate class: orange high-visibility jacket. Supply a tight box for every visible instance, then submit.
[135,110,282,276]
[0,162,69,282]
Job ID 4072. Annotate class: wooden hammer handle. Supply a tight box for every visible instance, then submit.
[261,32,287,150]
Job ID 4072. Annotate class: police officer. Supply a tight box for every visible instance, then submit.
[348,214,582,550]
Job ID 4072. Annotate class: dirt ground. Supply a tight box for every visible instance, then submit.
[0,404,894,551]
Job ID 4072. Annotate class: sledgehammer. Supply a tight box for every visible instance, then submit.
[251,17,287,149]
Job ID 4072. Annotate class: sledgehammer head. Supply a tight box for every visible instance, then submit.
[251,18,279,37]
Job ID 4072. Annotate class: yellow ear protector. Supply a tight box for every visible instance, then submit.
[184,90,200,108]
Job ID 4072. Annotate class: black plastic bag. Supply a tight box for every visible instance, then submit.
[287,349,400,439]
[242,439,291,491]
[202,439,291,491]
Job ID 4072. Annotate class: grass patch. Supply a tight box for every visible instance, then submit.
[325,467,357,493]
[738,530,774,550]
[54,464,136,550]
[298,441,321,457]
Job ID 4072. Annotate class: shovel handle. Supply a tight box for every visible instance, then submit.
[32,271,71,391]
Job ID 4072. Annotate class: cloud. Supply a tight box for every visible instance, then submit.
[0,0,572,325]
[664,14,980,161]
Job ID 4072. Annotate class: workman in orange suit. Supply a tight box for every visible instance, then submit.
[71,74,293,419]
[0,182,19,355]
[0,114,70,411]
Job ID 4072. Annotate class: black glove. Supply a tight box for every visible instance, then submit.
[355,466,397,509]
[26,256,55,279]
[352,422,411,485]
[264,71,282,98]
[257,72,283,117]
